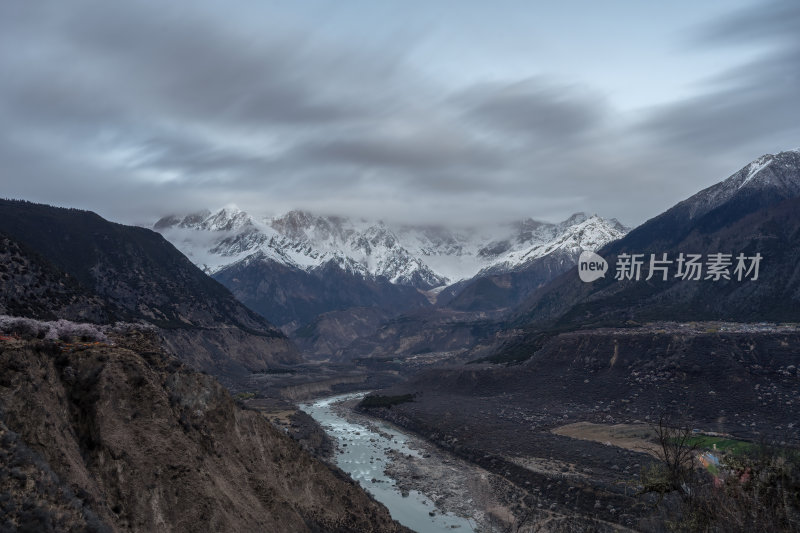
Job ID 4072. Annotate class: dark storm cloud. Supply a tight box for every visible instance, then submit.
[0,2,411,200]
[699,0,800,44]
[1,0,799,227]
[639,0,800,155]
[294,131,501,173]
[0,3,391,142]
[454,78,608,142]
[124,134,269,180]
[0,0,514,220]
[27,2,386,127]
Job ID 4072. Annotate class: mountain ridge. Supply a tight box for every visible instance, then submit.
[497,149,800,359]
[153,207,627,336]
[154,208,627,288]
[0,199,299,373]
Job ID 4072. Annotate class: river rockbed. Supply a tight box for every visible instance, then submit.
[301,393,511,532]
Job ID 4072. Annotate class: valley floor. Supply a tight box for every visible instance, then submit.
[228,323,800,531]
[288,392,648,532]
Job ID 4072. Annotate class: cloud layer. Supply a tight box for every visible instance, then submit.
[1,0,798,227]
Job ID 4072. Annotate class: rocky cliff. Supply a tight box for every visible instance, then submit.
[0,330,407,532]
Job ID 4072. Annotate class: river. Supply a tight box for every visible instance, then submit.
[299,392,476,533]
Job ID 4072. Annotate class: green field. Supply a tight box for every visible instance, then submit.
[685,435,754,455]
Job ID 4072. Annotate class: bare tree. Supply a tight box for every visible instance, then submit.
[639,413,699,502]
[638,413,800,532]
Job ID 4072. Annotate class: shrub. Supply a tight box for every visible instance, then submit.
[639,414,800,531]
[0,315,108,343]
[358,394,415,409]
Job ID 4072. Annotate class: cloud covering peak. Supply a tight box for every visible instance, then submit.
[1,0,798,227]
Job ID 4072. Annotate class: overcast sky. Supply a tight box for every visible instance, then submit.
[1,0,798,227]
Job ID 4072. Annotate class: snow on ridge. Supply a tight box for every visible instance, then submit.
[153,207,627,287]
[738,154,774,190]
[475,214,626,276]
[678,149,800,221]
[155,151,795,285]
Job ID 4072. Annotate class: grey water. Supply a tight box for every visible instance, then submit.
[299,392,475,533]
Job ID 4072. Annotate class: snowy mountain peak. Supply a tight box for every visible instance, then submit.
[559,212,591,228]
[476,212,627,275]
[271,210,363,247]
[155,206,254,233]
[678,150,800,221]
[736,154,774,190]
[205,206,252,232]
[153,208,627,288]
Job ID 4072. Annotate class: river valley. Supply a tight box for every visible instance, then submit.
[299,393,504,533]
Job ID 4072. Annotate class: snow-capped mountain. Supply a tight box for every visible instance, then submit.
[155,208,447,288]
[515,149,800,330]
[153,208,627,290]
[676,148,800,221]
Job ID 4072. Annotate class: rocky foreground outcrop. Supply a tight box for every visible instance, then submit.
[0,331,407,532]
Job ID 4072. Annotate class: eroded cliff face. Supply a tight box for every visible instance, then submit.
[0,332,407,533]
[382,327,800,446]
[159,327,298,376]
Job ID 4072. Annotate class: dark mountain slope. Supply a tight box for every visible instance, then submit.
[596,151,800,256]
[512,150,800,332]
[0,233,110,322]
[438,250,578,312]
[438,215,627,313]
[0,199,298,373]
[340,308,505,362]
[213,252,429,333]
[403,327,800,440]
[291,307,393,360]
[364,151,800,531]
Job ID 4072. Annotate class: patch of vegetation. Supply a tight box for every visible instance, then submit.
[470,331,558,365]
[0,315,109,343]
[251,368,296,375]
[352,356,400,365]
[293,322,316,339]
[640,413,800,531]
[683,434,754,455]
[358,394,414,409]
[235,392,255,400]
[470,344,532,365]
[410,347,433,355]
